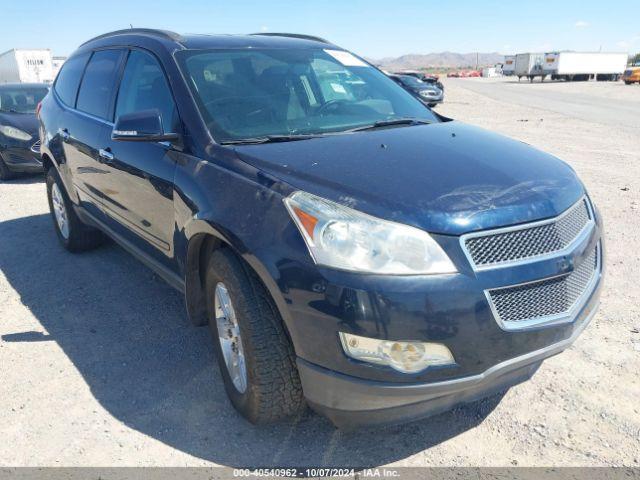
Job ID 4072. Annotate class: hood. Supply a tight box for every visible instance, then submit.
[233,121,585,235]
[0,111,39,137]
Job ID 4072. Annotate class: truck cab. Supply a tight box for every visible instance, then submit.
[622,66,640,84]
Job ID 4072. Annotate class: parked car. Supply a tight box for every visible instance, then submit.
[388,74,444,107]
[622,66,640,84]
[39,29,603,428]
[394,71,444,90]
[0,83,48,180]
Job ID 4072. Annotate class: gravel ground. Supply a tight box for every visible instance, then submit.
[0,78,639,467]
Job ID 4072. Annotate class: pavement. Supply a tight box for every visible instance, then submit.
[0,77,639,467]
[448,76,640,128]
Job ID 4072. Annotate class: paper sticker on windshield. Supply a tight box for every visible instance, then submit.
[324,49,368,67]
[330,83,347,94]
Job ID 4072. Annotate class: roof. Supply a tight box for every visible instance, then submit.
[80,28,334,51]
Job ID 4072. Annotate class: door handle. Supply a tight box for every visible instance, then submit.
[98,148,114,162]
[60,128,70,141]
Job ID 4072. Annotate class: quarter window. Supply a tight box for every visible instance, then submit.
[53,53,90,107]
[76,50,123,120]
[115,50,177,131]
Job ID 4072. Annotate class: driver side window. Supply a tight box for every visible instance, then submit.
[115,50,177,132]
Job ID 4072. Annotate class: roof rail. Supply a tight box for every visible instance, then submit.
[251,33,332,44]
[80,28,183,47]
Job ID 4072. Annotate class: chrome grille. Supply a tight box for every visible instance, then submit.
[30,140,41,153]
[463,198,592,269]
[487,244,599,329]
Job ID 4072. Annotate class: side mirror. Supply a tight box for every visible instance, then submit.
[112,109,179,142]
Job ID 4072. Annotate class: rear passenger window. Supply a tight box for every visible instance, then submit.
[115,50,177,131]
[76,50,123,120]
[54,53,90,107]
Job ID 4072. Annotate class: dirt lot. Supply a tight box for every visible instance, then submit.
[0,78,639,467]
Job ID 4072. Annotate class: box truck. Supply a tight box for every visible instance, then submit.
[502,55,516,76]
[515,53,546,81]
[543,52,628,81]
[51,56,66,79]
[0,49,55,84]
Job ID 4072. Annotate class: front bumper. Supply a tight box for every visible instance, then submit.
[0,144,42,173]
[419,95,443,105]
[299,294,599,428]
[270,202,603,427]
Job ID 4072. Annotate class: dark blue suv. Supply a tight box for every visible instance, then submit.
[38,29,603,428]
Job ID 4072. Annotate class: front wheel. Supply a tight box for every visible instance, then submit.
[46,168,105,252]
[205,248,304,424]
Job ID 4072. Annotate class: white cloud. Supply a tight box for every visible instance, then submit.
[617,41,630,49]
[574,20,590,28]
[260,26,269,32]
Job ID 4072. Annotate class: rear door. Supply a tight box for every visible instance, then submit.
[52,52,98,216]
[92,48,179,267]
[62,49,125,218]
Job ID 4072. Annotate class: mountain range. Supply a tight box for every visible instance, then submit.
[371,52,505,70]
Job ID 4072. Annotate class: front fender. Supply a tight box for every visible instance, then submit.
[173,151,300,334]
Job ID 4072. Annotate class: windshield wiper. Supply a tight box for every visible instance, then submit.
[220,134,323,145]
[347,118,432,132]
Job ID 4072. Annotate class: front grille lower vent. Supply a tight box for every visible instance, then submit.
[463,198,592,269]
[486,244,599,329]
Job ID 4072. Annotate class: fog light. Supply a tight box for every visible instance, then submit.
[339,332,455,373]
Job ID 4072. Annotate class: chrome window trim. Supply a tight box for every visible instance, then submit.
[484,241,601,331]
[460,196,595,271]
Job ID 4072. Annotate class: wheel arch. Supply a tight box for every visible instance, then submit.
[41,152,55,173]
[182,219,295,348]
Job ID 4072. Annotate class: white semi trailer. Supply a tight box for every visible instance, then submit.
[0,49,55,84]
[515,53,546,81]
[543,52,628,81]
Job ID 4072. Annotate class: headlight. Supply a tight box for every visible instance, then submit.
[339,332,455,373]
[419,90,437,98]
[0,125,32,141]
[284,191,457,274]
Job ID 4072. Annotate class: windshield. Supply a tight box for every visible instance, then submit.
[0,87,48,113]
[176,48,438,143]
[399,75,425,87]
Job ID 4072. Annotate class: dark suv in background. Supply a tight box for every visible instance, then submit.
[38,29,603,428]
[388,74,444,107]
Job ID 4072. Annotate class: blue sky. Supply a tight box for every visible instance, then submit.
[2,0,639,58]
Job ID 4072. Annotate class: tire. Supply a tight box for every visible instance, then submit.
[205,248,304,424]
[625,81,632,85]
[46,168,105,252]
[0,155,15,181]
